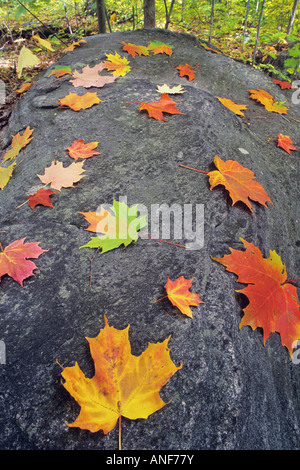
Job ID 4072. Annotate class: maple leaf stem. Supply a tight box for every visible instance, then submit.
[0,242,3,252]
[193,63,201,69]
[16,200,29,210]
[139,233,189,248]
[178,164,208,174]
[125,100,141,104]
[119,416,122,451]
[43,101,59,107]
[154,295,168,303]
[283,278,300,284]
[39,78,61,89]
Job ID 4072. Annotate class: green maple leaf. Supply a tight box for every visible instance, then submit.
[80,199,147,254]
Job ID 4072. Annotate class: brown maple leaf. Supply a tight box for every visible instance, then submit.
[212,238,300,356]
[37,160,86,190]
[59,316,182,449]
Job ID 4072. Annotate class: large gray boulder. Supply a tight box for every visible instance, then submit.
[0,28,299,450]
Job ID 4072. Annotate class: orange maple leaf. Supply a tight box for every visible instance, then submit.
[248,89,288,114]
[212,239,300,356]
[148,41,173,56]
[67,139,101,160]
[37,160,86,190]
[27,188,56,211]
[0,237,48,286]
[217,97,247,117]
[60,316,182,448]
[78,206,113,233]
[277,133,298,154]
[163,276,202,318]
[103,52,131,76]
[128,93,184,121]
[3,126,34,161]
[121,41,149,57]
[175,63,199,81]
[57,92,101,111]
[207,155,273,212]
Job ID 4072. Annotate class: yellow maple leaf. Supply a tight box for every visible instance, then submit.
[16,46,40,78]
[57,92,101,111]
[103,52,131,76]
[32,33,55,52]
[59,316,182,449]
[217,97,247,116]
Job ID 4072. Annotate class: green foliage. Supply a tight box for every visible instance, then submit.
[284,42,300,76]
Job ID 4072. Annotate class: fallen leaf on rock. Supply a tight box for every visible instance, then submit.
[207,155,272,212]
[273,79,293,89]
[212,238,300,356]
[63,39,86,52]
[156,84,185,94]
[70,62,117,88]
[121,41,149,57]
[37,160,86,190]
[3,126,34,161]
[16,45,40,78]
[248,89,288,114]
[80,199,147,254]
[161,276,202,318]
[60,315,182,449]
[0,237,48,286]
[0,162,16,190]
[217,97,247,117]
[179,156,272,213]
[148,41,173,56]
[78,206,113,232]
[49,65,72,78]
[67,139,101,160]
[175,63,199,81]
[277,133,298,154]
[57,92,101,111]
[128,93,184,121]
[27,188,56,211]
[103,52,131,76]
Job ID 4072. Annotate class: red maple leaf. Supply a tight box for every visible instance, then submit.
[212,238,300,356]
[0,237,48,286]
[277,133,298,154]
[27,188,56,210]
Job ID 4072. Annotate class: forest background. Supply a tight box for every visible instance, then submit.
[0,0,299,123]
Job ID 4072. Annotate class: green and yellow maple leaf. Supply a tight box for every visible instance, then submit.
[80,199,147,253]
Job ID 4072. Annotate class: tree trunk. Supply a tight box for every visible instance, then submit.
[242,0,251,52]
[286,0,299,36]
[252,0,266,63]
[209,0,215,43]
[144,0,156,28]
[96,0,106,33]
